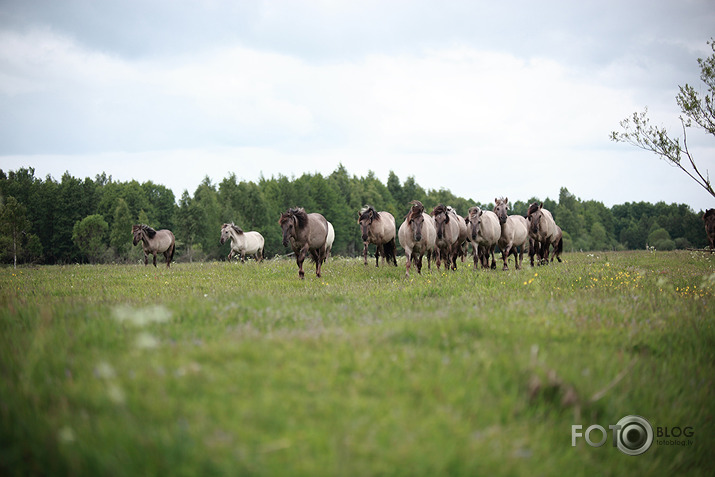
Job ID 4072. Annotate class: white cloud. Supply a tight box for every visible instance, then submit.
[1,1,714,211]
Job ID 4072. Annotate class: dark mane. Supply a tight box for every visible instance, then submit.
[280,207,309,228]
[432,204,448,216]
[408,200,424,220]
[359,205,379,222]
[527,202,541,216]
[704,208,715,220]
[231,223,244,235]
[141,224,157,238]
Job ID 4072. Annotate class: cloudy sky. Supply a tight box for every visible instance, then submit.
[1,0,714,210]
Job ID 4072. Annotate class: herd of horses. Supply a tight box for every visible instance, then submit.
[131,198,566,279]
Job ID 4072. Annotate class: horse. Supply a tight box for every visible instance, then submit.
[279,207,329,279]
[550,225,564,263]
[493,198,529,270]
[431,204,466,270]
[358,205,397,267]
[466,206,500,269]
[398,200,436,278]
[704,209,715,249]
[526,202,559,266]
[132,224,175,268]
[219,223,265,263]
[449,206,469,264]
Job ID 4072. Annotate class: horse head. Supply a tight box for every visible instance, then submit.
[407,201,426,242]
[279,208,308,247]
[132,224,143,246]
[220,223,232,245]
[358,205,378,242]
[494,198,509,224]
[527,202,543,234]
[432,204,450,239]
[467,206,483,241]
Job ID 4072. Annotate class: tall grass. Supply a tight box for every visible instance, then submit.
[1,251,713,476]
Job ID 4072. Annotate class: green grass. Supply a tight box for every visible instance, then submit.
[1,251,713,476]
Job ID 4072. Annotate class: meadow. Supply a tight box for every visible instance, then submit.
[1,250,713,476]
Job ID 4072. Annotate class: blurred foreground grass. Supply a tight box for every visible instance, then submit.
[1,251,713,476]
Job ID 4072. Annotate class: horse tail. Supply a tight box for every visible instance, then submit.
[555,235,563,255]
[168,240,176,264]
[384,238,397,265]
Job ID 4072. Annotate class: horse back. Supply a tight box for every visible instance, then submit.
[243,231,265,252]
[149,229,175,253]
[306,213,328,249]
[481,211,501,244]
[541,209,558,241]
[504,215,529,246]
[379,211,397,241]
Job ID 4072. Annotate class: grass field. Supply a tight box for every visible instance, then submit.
[1,250,713,476]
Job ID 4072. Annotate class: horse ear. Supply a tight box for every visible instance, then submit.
[478,210,483,217]
[494,198,498,205]
[505,197,508,204]
[539,202,543,209]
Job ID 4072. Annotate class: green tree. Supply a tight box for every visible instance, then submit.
[612,39,715,199]
[647,227,675,251]
[175,190,202,261]
[110,198,133,260]
[0,196,31,268]
[72,214,108,263]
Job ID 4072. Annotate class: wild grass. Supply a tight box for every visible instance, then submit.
[1,251,713,476]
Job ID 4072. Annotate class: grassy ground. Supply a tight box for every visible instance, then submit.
[1,250,713,476]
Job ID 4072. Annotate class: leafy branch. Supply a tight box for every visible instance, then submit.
[611,38,715,200]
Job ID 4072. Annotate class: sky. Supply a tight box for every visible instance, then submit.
[1,0,714,211]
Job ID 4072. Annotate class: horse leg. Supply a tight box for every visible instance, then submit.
[240,251,246,263]
[315,247,325,277]
[502,245,510,271]
[490,246,497,269]
[542,242,551,265]
[516,246,524,270]
[415,254,423,275]
[375,244,382,267]
[296,246,308,279]
[363,242,369,266]
[143,252,149,266]
[152,252,158,267]
[529,240,536,267]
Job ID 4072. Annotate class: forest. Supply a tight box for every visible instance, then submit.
[0,165,709,265]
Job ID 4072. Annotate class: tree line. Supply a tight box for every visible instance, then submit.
[0,165,709,265]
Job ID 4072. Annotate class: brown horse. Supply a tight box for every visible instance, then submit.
[132,224,175,268]
[466,206,500,269]
[279,208,329,279]
[493,198,529,270]
[704,209,715,249]
[358,205,397,267]
[526,202,560,266]
[431,204,466,270]
[398,200,436,278]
